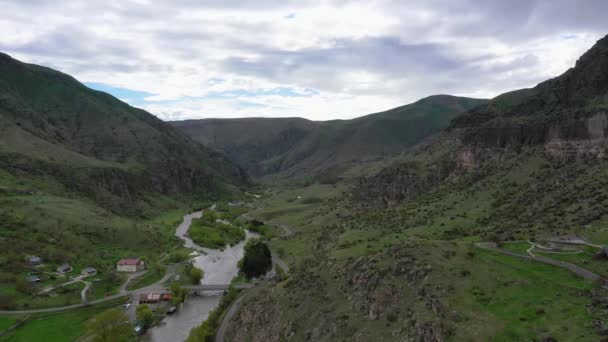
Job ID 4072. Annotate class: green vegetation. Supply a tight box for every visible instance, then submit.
[126,264,165,291]
[87,307,132,342]
[0,316,18,333]
[136,304,155,328]
[188,211,245,248]
[171,95,486,179]
[245,220,274,240]
[1,299,127,342]
[170,282,186,305]
[0,52,247,326]
[189,267,204,285]
[239,240,272,279]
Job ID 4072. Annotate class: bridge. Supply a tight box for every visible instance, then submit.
[182,283,254,291]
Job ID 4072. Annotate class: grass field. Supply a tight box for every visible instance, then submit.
[0,317,18,333]
[457,248,596,341]
[0,300,128,342]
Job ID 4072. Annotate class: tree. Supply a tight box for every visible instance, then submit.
[189,267,203,284]
[239,239,272,279]
[136,304,155,328]
[170,281,185,305]
[88,308,131,342]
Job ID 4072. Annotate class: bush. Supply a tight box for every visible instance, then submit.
[189,267,203,284]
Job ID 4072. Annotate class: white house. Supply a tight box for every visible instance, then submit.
[116,258,145,272]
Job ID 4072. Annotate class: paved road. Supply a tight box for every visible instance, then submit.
[476,242,602,281]
[80,281,91,304]
[215,294,245,342]
[119,270,147,294]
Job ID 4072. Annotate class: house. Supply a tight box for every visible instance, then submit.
[82,267,97,276]
[139,292,172,304]
[26,256,42,266]
[116,258,145,272]
[57,264,73,273]
[26,275,41,283]
[139,293,162,304]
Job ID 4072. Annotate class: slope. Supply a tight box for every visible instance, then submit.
[0,52,248,215]
[170,95,486,178]
[219,34,608,342]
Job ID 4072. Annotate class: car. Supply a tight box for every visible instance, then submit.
[123,303,131,309]
[134,325,144,335]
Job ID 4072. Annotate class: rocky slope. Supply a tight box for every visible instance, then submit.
[355,34,608,208]
[171,95,486,178]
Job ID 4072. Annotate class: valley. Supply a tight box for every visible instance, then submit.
[0,15,608,342]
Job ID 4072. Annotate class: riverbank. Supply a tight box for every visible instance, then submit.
[143,208,258,342]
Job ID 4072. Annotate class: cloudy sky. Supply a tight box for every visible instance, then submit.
[1,0,606,121]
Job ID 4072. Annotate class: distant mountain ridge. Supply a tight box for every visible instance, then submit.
[171,95,487,178]
[0,52,248,215]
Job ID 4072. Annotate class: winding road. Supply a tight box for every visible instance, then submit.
[476,242,603,282]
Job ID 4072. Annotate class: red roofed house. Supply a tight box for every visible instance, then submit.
[116,258,145,272]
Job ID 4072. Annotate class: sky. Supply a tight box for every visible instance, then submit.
[0,0,606,121]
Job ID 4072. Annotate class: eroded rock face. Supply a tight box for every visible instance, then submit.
[225,288,282,342]
[544,112,608,159]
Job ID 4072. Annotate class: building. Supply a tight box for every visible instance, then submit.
[116,258,145,272]
[139,292,173,304]
[57,264,73,273]
[81,267,97,276]
[26,256,42,266]
[139,293,161,304]
[26,275,41,283]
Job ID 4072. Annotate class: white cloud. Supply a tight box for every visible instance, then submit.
[0,0,605,120]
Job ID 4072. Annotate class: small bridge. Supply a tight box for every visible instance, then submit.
[182,284,254,291]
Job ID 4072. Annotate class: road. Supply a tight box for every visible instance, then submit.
[476,242,602,281]
[0,265,180,317]
[119,269,148,294]
[215,293,245,342]
[240,211,292,272]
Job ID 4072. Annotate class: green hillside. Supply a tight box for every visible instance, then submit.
[0,53,248,312]
[221,35,608,341]
[0,52,248,215]
[171,95,486,178]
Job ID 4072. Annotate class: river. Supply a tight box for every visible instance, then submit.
[143,210,257,342]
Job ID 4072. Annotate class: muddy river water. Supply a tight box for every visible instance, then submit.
[143,210,257,342]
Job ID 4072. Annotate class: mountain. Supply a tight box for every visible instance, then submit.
[355,34,608,210]
[0,52,248,215]
[171,95,486,178]
[222,35,608,342]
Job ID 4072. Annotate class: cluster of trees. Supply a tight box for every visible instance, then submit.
[239,239,272,279]
[87,308,131,342]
